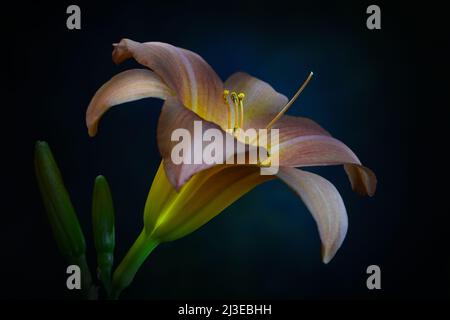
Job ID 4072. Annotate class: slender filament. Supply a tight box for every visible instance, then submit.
[230,92,240,130]
[223,89,232,128]
[238,93,245,128]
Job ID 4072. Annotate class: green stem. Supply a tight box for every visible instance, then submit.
[97,253,113,296]
[110,230,159,299]
[74,254,97,300]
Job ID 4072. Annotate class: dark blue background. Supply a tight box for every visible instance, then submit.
[5,1,448,299]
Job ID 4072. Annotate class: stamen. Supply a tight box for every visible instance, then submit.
[265,71,314,129]
[230,92,240,130]
[223,90,246,132]
[238,93,245,128]
[223,89,232,128]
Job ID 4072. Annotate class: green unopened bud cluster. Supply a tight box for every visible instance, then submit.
[34,141,116,299]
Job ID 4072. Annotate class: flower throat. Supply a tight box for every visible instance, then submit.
[222,71,314,132]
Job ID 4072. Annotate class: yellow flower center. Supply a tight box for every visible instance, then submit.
[222,71,313,168]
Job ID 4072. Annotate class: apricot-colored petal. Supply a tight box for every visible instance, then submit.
[112,39,228,128]
[277,167,348,263]
[157,98,248,190]
[272,114,331,137]
[271,116,377,196]
[86,69,173,137]
[278,135,359,167]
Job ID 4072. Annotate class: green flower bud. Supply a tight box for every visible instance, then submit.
[34,141,94,298]
[34,141,86,260]
[92,175,115,295]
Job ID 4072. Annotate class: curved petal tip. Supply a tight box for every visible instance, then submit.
[345,164,377,197]
[277,168,348,264]
[85,69,172,137]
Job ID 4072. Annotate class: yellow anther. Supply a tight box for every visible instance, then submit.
[237,93,245,128]
[223,90,246,131]
[230,91,238,102]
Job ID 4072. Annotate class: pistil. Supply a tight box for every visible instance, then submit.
[265,71,313,129]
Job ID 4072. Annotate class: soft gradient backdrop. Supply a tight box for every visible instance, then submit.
[5,0,445,299]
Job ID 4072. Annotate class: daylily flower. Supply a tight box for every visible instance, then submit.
[86,39,377,297]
